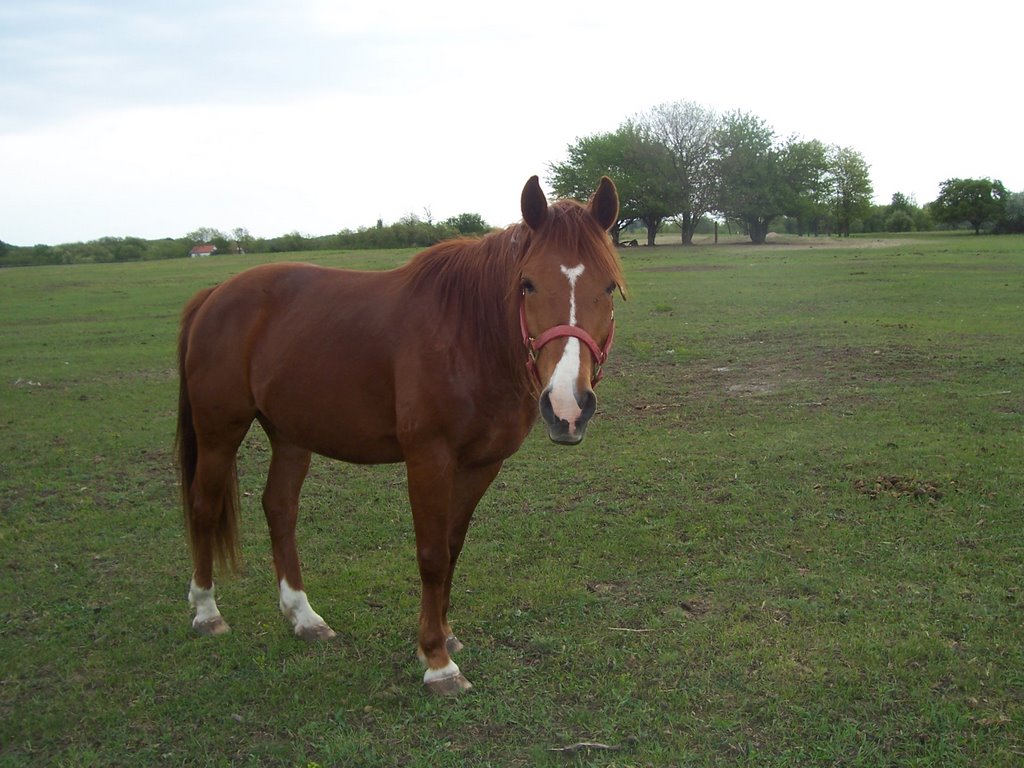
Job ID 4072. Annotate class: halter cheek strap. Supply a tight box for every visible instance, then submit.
[519,296,615,387]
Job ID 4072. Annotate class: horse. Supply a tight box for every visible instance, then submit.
[176,175,625,693]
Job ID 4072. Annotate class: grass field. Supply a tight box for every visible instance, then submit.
[1,233,1022,766]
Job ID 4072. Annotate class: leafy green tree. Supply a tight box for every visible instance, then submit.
[889,192,913,212]
[880,192,920,232]
[186,227,226,244]
[230,227,254,253]
[442,213,490,236]
[716,120,852,243]
[549,129,640,242]
[827,146,873,237]
[933,177,1008,234]
[620,124,681,245]
[550,127,681,244]
[714,111,787,244]
[999,190,1024,233]
[782,138,832,235]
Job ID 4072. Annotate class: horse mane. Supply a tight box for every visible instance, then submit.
[396,198,626,394]
[395,225,528,392]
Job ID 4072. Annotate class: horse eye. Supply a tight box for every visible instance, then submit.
[606,282,618,295]
[521,278,536,295]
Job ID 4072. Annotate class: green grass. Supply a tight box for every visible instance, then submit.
[2,233,1022,766]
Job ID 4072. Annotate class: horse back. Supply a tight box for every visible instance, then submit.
[183,262,532,466]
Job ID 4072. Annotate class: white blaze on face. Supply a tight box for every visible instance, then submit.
[561,263,585,324]
[546,264,586,429]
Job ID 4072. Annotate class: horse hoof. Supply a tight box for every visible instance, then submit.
[445,634,464,654]
[296,623,337,642]
[193,616,230,636]
[425,673,473,695]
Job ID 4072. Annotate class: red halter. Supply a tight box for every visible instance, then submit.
[519,294,615,387]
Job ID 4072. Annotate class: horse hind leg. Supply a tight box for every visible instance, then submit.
[187,431,248,636]
[189,578,229,636]
[262,436,335,641]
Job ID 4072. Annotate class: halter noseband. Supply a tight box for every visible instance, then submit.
[518,294,615,387]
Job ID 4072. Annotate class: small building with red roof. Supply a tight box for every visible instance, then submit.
[189,244,217,258]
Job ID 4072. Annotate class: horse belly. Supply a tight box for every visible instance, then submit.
[257,378,404,463]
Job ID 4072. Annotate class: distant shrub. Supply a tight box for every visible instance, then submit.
[884,210,915,232]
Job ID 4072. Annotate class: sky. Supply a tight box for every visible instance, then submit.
[1,0,1021,246]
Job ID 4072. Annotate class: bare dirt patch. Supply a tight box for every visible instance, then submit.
[853,475,949,501]
[615,338,949,420]
[757,235,930,249]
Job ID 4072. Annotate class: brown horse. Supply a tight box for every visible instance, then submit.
[176,176,624,693]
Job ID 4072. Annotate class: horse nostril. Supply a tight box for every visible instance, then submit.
[539,388,556,425]
[578,389,596,425]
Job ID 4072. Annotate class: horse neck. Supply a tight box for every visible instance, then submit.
[403,225,533,398]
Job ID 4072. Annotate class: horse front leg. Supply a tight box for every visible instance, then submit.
[441,461,504,657]
[261,434,335,641]
[406,451,472,694]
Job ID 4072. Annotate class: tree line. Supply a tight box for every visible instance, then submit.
[0,212,492,268]
[549,100,1022,244]
[783,178,1022,239]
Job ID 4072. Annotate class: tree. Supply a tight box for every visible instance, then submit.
[186,227,226,244]
[781,138,832,235]
[619,124,681,246]
[889,192,913,212]
[999,190,1024,233]
[827,146,873,237]
[716,120,849,244]
[629,101,719,245]
[549,128,668,243]
[231,227,254,253]
[551,131,627,241]
[882,192,915,232]
[933,177,1008,234]
[442,213,490,236]
[714,111,787,244]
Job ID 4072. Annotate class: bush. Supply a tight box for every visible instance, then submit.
[884,210,915,232]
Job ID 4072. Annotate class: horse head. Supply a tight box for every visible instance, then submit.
[517,175,623,445]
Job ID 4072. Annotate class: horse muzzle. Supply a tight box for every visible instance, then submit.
[539,381,597,445]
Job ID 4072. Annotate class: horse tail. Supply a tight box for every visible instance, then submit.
[176,287,242,573]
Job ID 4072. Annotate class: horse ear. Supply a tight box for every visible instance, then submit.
[588,176,619,231]
[521,175,549,230]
